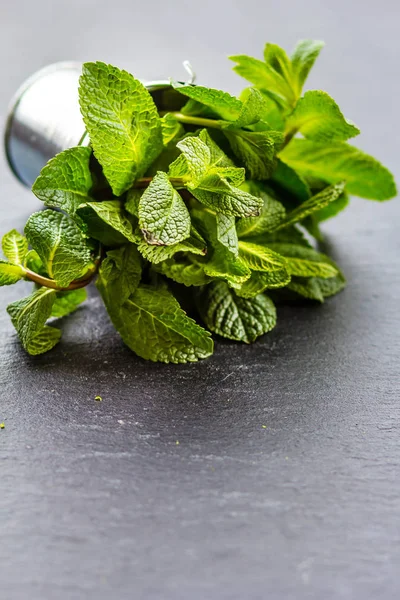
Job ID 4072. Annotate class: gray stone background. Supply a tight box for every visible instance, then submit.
[1,1,399,599]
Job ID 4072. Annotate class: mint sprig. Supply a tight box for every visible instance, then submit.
[1,41,396,363]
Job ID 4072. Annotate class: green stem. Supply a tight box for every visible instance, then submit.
[21,254,102,292]
[169,112,223,130]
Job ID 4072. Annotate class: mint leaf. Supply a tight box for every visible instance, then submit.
[223,88,268,129]
[97,245,142,306]
[313,191,349,223]
[291,40,325,91]
[32,147,93,216]
[172,82,242,121]
[236,187,286,238]
[155,258,210,287]
[286,91,360,142]
[138,172,191,245]
[2,229,28,265]
[97,262,213,363]
[266,243,339,278]
[25,249,46,275]
[7,287,61,355]
[80,201,138,243]
[236,268,291,298]
[161,113,184,146]
[0,260,24,286]
[125,188,143,217]
[76,205,133,247]
[280,140,397,200]
[287,277,324,302]
[25,210,95,287]
[275,181,346,229]
[271,159,311,209]
[137,226,207,264]
[238,240,287,273]
[79,62,162,196]
[51,288,87,318]
[216,213,238,256]
[224,129,283,180]
[198,280,276,342]
[191,187,262,218]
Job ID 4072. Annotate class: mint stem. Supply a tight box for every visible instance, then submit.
[169,112,223,130]
[22,262,100,291]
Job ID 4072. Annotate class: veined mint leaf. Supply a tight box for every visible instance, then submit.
[155,258,210,287]
[97,245,142,306]
[137,226,207,264]
[314,191,349,222]
[280,140,397,200]
[236,188,286,238]
[224,129,284,180]
[2,229,28,265]
[25,210,95,287]
[161,113,185,146]
[216,214,238,256]
[172,82,242,121]
[287,277,325,302]
[97,261,213,362]
[32,147,93,216]
[24,249,46,275]
[197,280,277,343]
[285,91,360,142]
[79,62,162,196]
[191,187,262,218]
[76,204,134,247]
[291,40,325,91]
[267,243,339,278]
[271,159,311,209]
[138,172,191,245]
[80,201,138,243]
[0,260,24,286]
[238,240,287,273]
[51,288,87,318]
[223,88,269,129]
[275,181,346,229]
[125,188,143,217]
[7,287,61,355]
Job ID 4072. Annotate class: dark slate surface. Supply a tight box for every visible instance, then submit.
[1,1,400,598]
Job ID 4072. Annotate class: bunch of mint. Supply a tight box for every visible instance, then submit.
[0,40,396,362]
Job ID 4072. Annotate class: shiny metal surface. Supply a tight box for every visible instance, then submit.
[4,61,195,189]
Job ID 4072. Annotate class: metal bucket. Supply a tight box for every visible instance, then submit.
[4,61,194,188]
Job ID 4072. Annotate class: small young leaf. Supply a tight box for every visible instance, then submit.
[137,226,207,264]
[25,210,95,287]
[161,113,185,146]
[138,172,191,246]
[238,240,287,273]
[0,260,24,286]
[236,268,291,298]
[79,62,162,196]
[51,288,87,318]
[275,181,346,229]
[280,140,397,200]
[266,243,339,278]
[7,287,61,355]
[236,188,286,238]
[291,40,325,91]
[2,229,29,265]
[197,280,277,342]
[285,91,360,142]
[32,147,93,216]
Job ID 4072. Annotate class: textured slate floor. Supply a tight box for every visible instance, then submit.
[1,1,400,598]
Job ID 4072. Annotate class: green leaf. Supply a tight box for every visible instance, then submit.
[138,172,191,245]
[236,188,286,238]
[191,186,262,218]
[238,240,288,273]
[24,249,46,275]
[137,226,207,264]
[291,40,325,91]
[197,280,276,342]
[280,140,397,200]
[224,129,284,180]
[79,62,162,196]
[97,245,142,306]
[51,288,87,318]
[225,88,269,129]
[236,269,291,297]
[266,243,339,278]
[0,260,24,286]
[7,287,61,355]
[172,82,242,121]
[97,262,213,362]
[287,277,324,302]
[32,147,93,216]
[81,201,138,243]
[2,229,29,265]
[285,91,360,142]
[216,213,238,256]
[76,205,133,247]
[125,188,143,217]
[275,181,346,229]
[25,210,95,287]
[155,258,210,287]
[313,191,349,222]
[271,159,311,209]
[161,113,184,146]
